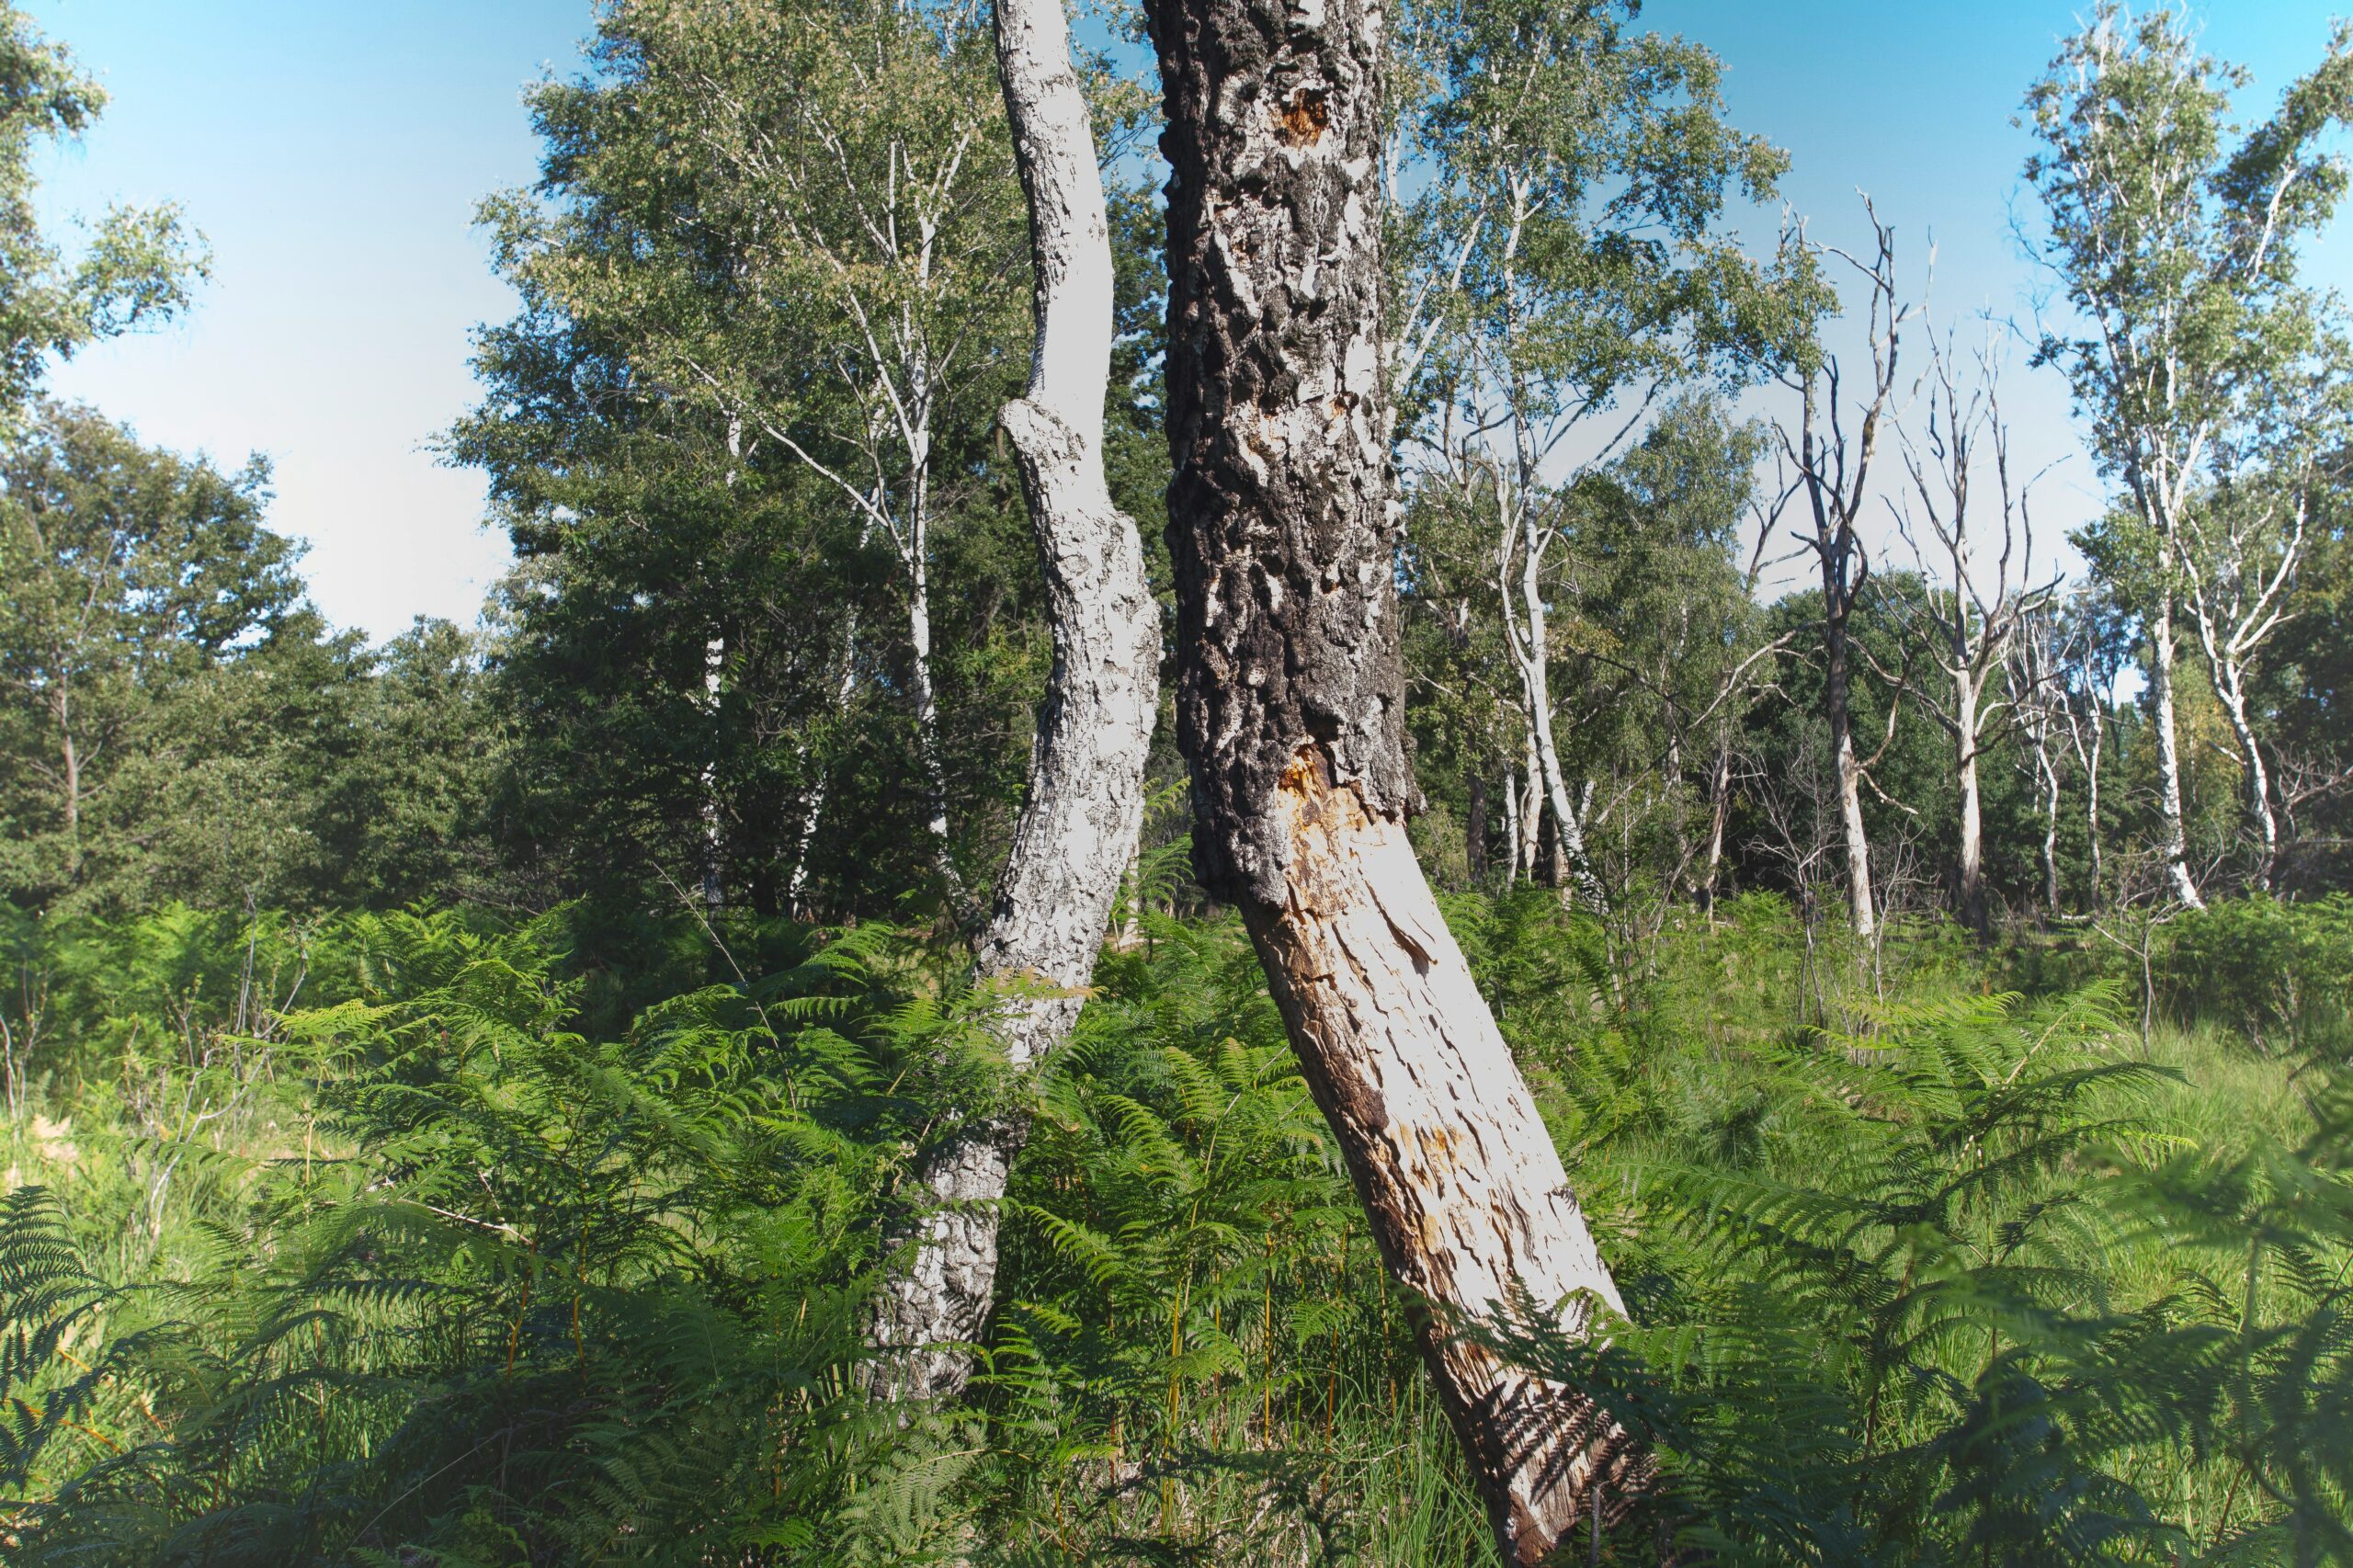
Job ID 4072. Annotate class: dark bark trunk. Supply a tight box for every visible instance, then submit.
[1466,772,1489,883]
[1143,0,1646,1553]
[1540,802,1571,892]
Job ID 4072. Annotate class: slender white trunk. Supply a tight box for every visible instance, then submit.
[905,524,969,912]
[2036,734,2062,917]
[52,683,79,866]
[2213,674,2276,889]
[868,0,1159,1399]
[2086,722,2104,903]
[1699,737,1732,917]
[1954,665,1986,936]
[1956,742,1984,933]
[788,608,862,912]
[1518,730,1542,879]
[700,631,726,909]
[1835,719,1877,940]
[1502,737,1524,881]
[2149,595,2205,908]
[1501,502,1601,907]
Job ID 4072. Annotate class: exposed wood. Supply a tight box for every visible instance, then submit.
[1242,748,1648,1560]
[1142,0,1646,1551]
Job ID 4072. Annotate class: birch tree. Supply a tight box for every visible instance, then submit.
[1387,0,1815,908]
[1143,0,1650,1550]
[1779,207,1911,941]
[2024,4,2353,909]
[2006,602,2072,920]
[2060,585,2134,909]
[493,0,1032,915]
[866,0,1158,1400]
[1889,330,2055,936]
[2177,446,2341,887]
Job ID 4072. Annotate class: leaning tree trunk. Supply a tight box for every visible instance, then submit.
[1699,735,1733,919]
[1143,0,1647,1554]
[866,0,1158,1401]
[2213,675,2277,892]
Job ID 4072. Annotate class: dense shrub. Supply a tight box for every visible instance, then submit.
[2165,894,2353,1058]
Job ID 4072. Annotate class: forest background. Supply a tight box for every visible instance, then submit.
[2,0,2351,1562]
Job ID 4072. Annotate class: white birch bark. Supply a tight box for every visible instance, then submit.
[1954,674,1985,930]
[866,0,1158,1400]
[2177,487,2302,890]
[2006,616,2067,918]
[2148,594,2206,907]
[787,606,861,914]
[1502,732,1524,880]
[699,631,726,909]
[1496,484,1602,906]
[1699,735,1732,917]
[1833,713,1878,940]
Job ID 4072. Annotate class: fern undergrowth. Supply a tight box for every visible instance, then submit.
[0,890,2345,1564]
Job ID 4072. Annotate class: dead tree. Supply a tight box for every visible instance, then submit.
[1142,0,1647,1553]
[866,0,1159,1400]
[2006,602,2075,921]
[1779,202,1913,941]
[1889,326,2055,936]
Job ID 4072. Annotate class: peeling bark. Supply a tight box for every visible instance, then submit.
[1143,0,1645,1551]
[865,0,1159,1402]
[1244,750,1646,1558]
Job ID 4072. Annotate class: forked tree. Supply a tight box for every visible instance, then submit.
[1889,328,2055,937]
[1779,205,1913,942]
[2026,5,2353,909]
[1142,0,1646,1555]
[866,0,1159,1398]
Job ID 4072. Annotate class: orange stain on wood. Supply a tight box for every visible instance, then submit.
[1275,88,1330,146]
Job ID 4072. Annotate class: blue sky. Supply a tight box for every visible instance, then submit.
[28,0,585,642]
[26,0,2353,640]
